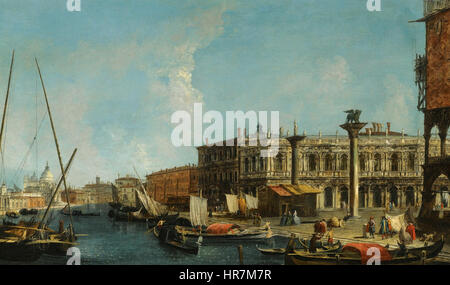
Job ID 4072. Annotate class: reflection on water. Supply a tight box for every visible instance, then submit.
[0,204,286,265]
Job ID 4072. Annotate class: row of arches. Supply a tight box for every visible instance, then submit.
[323,185,419,209]
[310,152,417,172]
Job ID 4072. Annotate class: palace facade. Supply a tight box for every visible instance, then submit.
[198,123,449,212]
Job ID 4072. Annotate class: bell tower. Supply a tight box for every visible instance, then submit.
[412,0,450,219]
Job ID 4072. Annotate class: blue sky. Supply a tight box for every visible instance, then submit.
[0,0,427,186]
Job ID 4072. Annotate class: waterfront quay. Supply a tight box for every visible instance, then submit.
[197,207,450,264]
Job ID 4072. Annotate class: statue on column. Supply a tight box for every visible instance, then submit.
[294,120,298,136]
[344,109,362,123]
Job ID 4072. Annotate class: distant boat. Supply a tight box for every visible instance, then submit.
[5,211,19,219]
[61,205,100,217]
[19,208,38,216]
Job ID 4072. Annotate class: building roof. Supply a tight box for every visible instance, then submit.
[267,184,322,197]
[267,185,292,197]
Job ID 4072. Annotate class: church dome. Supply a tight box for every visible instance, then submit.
[40,162,54,183]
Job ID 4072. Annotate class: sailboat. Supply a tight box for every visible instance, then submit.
[175,195,267,244]
[0,51,80,261]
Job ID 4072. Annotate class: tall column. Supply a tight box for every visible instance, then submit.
[340,122,367,218]
[286,121,306,185]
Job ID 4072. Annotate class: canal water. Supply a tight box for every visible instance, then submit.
[0,204,287,265]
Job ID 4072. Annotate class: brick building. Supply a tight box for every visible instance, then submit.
[146,164,199,210]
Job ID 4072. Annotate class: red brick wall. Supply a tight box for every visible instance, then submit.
[146,167,198,204]
[426,9,450,110]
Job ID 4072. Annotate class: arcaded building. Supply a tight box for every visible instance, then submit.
[198,122,449,212]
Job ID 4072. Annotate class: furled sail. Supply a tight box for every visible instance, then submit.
[134,188,168,217]
[189,195,208,227]
[245,194,258,210]
[225,194,239,213]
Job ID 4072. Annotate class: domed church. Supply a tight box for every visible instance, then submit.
[24,162,63,205]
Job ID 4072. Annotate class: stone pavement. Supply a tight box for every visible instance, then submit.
[181,207,450,263]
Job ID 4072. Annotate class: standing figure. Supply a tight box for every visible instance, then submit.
[405,222,416,241]
[379,216,390,239]
[326,228,334,245]
[293,210,301,225]
[368,216,376,239]
[309,234,320,253]
[256,213,262,227]
[286,210,293,226]
[280,212,287,226]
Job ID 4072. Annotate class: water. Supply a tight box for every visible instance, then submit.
[0,204,287,265]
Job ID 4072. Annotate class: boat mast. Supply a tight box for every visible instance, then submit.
[39,148,77,229]
[35,58,75,238]
[0,50,14,184]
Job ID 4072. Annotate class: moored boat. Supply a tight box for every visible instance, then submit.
[284,237,444,265]
[153,223,199,255]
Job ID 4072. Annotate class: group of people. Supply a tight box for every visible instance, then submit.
[366,216,416,243]
[279,210,301,226]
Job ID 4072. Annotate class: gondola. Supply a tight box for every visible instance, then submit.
[153,224,199,255]
[5,211,19,219]
[257,241,342,256]
[284,237,444,265]
[61,209,100,217]
[174,225,267,244]
[19,208,38,216]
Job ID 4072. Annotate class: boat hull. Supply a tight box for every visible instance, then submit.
[0,241,42,262]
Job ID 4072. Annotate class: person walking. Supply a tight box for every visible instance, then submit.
[368,216,376,239]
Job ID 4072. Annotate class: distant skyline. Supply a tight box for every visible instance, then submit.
[0,0,429,187]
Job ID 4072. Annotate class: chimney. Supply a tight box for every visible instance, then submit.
[96,176,100,184]
[279,127,284,137]
[386,122,391,133]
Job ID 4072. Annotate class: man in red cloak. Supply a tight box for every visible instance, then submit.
[405,222,416,241]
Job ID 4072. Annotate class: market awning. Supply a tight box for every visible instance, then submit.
[267,186,292,197]
[282,184,322,195]
[267,184,322,197]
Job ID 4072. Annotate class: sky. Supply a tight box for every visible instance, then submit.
[0,0,428,187]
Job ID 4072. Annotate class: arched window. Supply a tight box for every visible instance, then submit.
[324,187,333,208]
[325,154,333,171]
[260,157,264,171]
[374,153,381,171]
[244,158,249,173]
[359,154,366,171]
[391,153,399,171]
[275,153,283,171]
[252,156,257,171]
[407,153,415,171]
[309,154,317,171]
[340,154,348,171]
